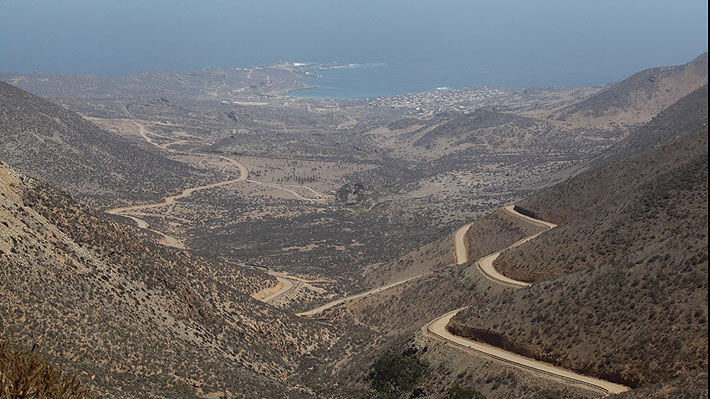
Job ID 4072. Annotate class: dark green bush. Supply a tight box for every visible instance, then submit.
[367,351,428,397]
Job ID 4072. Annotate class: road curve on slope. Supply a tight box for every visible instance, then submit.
[296,220,476,315]
[475,205,557,288]
[427,204,629,395]
[253,273,297,303]
[454,222,474,265]
[425,309,629,395]
[296,274,424,317]
[502,204,557,229]
[262,277,296,303]
[120,214,185,249]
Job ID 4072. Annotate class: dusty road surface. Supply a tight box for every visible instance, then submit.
[425,309,629,395]
[253,275,296,303]
[426,204,629,395]
[502,204,557,229]
[296,215,475,316]
[296,274,424,317]
[475,205,557,287]
[454,222,474,265]
[121,214,185,249]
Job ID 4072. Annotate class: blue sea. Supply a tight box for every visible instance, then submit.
[1,1,706,99]
[288,62,463,99]
[285,57,657,99]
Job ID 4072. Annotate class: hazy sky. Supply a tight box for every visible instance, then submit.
[1,0,707,86]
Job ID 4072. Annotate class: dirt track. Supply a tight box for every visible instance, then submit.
[296,274,424,317]
[474,205,556,287]
[295,219,475,316]
[425,309,629,395]
[106,121,328,248]
[425,204,630,395]
[252,274,296,303]
[454,222,474,265]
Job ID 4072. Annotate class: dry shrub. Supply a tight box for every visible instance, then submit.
[0,341,90,399]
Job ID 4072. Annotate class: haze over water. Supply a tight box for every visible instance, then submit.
[1,0,707,98]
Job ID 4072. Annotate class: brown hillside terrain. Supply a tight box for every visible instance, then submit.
[309,209,558,396]
[0,81,214,208]
[496,86,708,281]
[0,162,335,398]
[550,52,707,128]
[578,84,709,173]
[532,84,709,200]
[608,370,708,399]
[464,207,547,263]
[451,126,708,388]
[362,234,454,287]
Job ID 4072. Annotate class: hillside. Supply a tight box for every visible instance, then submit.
[464,207,547,262]
[450,124,708,388]
[307,207,561,398]
[0,162,334,398]
[496,85,708,280]
[540,84,709,188]
[609,370,708,399]
[0,81,212,208]
[551,52,707,127]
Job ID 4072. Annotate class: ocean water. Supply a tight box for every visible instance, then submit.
[284,56,663,99]
[1,1,706,99]
[288,63,456,99]
[286,61,585,99]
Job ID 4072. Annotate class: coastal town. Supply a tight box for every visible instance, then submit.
[366,86,511,114]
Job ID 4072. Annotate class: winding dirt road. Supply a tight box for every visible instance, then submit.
[106,152,248,248]
[291,202,628,394]
[425,309,629,395]
[253,274,297,303]
[475,205,557,288]
[454,222,474,265]
[295,274,424,317]
[294,221,476,315]
[106,121,329,248]
[425,205,629,395]
[108,165,248,214]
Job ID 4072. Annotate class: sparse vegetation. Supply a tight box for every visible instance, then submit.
[452,125,708,388]
[0,55,707,399]
[447,386,486,399]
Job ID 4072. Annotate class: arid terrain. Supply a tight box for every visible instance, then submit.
[1,53,707,398]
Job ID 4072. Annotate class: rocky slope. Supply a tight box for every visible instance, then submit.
[551,52,707,128]
[496,86,708,280]
[451,124,708,389]
[0,81,212,208]
[0,162,335,398]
